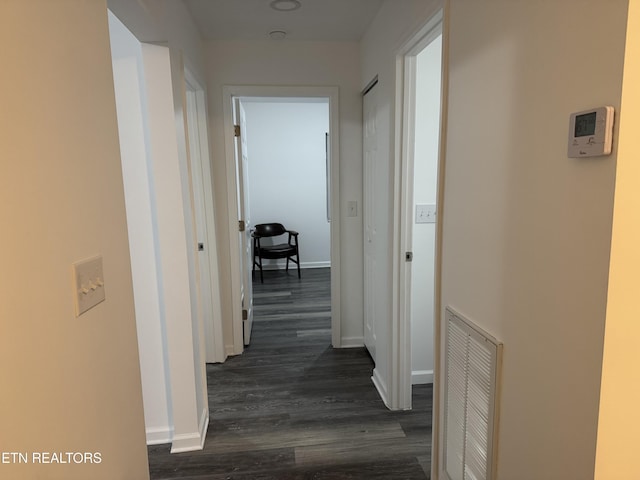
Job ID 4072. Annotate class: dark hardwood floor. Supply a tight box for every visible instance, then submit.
[148,268,432,479]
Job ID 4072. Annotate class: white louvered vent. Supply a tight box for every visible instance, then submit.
[444,307,502,480]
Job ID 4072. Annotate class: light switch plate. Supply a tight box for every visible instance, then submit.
[73,255,106,316]
[416,204,437,224]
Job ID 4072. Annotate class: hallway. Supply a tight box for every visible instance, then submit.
[148,268,431,479]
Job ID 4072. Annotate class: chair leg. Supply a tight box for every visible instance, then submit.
[296,252,301,279]
[254,239,264,283]
[255,253,263,283]
[259,257,264,283]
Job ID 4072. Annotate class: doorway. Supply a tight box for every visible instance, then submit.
[389,12,444,411]
[393,9,444,478]
[409,34,442,387]
[390,11,444,410]
[222,86,341,355]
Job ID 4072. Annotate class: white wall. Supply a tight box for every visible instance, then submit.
[109,11,172,446]
[360,0,443,406]
[206,40,364,349]
[0,1,149,478]
[109,0,207,83]
[410,34,442,385]
[142,43,208,453]
[108,1,212,452]
[441,1,628,478]
[595,3,640,478]
[243,100,331,269]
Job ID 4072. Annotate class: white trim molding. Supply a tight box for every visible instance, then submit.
[411,370,434,385]
[145,426,174,446]
[371,367,391,409]
[170,408,209,453]
[260,261,331,270]
[340,336,365,348]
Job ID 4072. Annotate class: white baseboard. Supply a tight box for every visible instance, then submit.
[411,369,434,385]
[145,426,173,445]
[339,336,364,348]
[300,261,331,269]
[170,433,203,453]
[260,260,331,270]
[198,408,209,448]
[170,408,209,453]
[371,367,391,409]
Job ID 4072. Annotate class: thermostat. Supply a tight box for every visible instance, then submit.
[568,106,614,158]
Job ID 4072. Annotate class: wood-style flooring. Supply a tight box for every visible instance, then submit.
[148,268,432,479]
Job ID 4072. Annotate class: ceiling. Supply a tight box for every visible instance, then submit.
[182,0,385,42]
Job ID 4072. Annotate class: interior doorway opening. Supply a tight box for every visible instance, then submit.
[393,9,444,479]
[222,86,342,355]
[409,34,442,388]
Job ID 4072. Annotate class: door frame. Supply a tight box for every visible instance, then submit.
[392,7,446,478]
[362,80,379,366]
[222,85,341,354]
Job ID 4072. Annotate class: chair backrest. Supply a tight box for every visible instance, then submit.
[254,223,287,237]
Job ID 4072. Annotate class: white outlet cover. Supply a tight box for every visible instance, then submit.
[73,255,106,316]
[347,200,358,217]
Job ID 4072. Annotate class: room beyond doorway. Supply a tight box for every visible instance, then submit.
[242,98,331,272]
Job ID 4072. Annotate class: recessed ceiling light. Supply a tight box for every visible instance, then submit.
[269,0,301,12]
[269,29,288,40]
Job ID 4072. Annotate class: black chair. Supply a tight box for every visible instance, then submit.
[252,223,300,283]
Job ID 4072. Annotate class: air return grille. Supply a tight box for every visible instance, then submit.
[444,307,502,480]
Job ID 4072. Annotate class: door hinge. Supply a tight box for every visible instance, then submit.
[242,309,248,321]
[405,251,413,262]
[234,124,241,137]
[239,220,246,232]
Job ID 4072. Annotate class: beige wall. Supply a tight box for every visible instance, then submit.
[595,2,640,478]
[0,1,149,479]
[441,0,628,478]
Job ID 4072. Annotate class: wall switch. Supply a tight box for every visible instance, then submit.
[73,255,106,316]
[347,200,358,217]
[415,204,437,224]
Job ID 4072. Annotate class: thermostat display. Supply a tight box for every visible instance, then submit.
[568,106,614,158]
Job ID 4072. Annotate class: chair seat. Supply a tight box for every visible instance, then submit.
[259,243,297,258]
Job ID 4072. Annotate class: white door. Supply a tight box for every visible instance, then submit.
[185,83,224,363]
[234,98,254,345]
[363,83,378,361]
